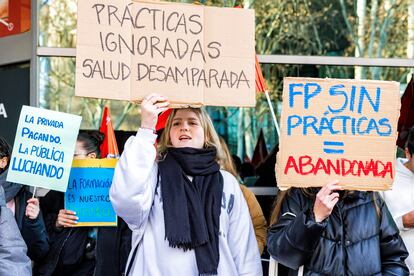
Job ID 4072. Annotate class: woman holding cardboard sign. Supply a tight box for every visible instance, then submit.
[267,181,409,275]
[37,131,131,276]
[0,136,49,264]
[110,93,262,275]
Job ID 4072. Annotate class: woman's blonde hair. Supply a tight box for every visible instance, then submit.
[157,108,224,161]
[218,136,239,178]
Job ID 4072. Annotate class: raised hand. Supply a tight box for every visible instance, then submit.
[140,93,170,131]
[313,180,342,223]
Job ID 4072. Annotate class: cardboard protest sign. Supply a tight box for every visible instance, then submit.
[276,77,401,191]
[65,159,118,227]
[7,106,81,192]
[75,0,255,107]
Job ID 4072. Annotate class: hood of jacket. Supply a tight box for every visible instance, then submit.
[0,169,22,202]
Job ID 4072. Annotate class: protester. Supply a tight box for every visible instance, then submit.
[110,93,262,275]
[0,136,49,264]
[254,145,279,221]
[240,162,256,182]
[382,126,414,274]
[267,180,409,275]
[0,184,32,275]
[37,131,131,276]
[218,136,267,254]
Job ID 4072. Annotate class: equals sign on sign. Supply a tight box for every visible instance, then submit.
[323,141,344,154]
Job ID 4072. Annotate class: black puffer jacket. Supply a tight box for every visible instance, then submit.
[36,190,131,276]
[267,189,409,276]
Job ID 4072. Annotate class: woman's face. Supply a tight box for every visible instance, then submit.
[73,141,96,159]
[169,109,205,149]
[0,156,8,172]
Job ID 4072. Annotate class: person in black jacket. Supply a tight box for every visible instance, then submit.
[36,131,131,276]
[0,136,49,264]
[267,180,409,275]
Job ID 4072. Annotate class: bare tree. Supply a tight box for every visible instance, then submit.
[356,0,367,79]
[408,0,414,77]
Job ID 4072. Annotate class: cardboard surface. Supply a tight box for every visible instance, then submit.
[75,0,255,107]
[276,77,401,191]
[64,158,118,227]
[7,106,82,192]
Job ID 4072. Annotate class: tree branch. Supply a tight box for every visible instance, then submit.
[338,0,363,55]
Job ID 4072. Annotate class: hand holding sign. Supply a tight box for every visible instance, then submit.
[25,198,40,220]
[313,180,342,223]
[140,93,170,131]
[56,209,78,228]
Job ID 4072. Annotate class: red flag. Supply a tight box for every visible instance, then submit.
[251,129,268,168]
[156,109,173,132]
[255,55,267,93]
[255,54,280,135]
[99,106,119,158]
[397,75,414,148]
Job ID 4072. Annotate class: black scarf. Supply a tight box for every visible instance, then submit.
[158,147,223,276]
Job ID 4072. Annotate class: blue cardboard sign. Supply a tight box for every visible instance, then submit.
[64,159,118,227]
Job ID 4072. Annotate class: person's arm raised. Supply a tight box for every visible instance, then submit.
[140,93,169,131]
[267,181,341,269]
[110,94,169,231]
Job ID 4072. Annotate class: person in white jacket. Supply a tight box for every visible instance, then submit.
[110,93,262,276]
[382,127,414,274]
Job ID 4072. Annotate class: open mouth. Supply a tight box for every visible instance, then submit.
[179,135,191,141]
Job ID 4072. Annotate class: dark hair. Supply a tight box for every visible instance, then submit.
[239,162,255,180]
[231,154,242,174]
[406,127,414,156]
[0,136,12,172]
[77,131,105,158]
[0,136,11,159]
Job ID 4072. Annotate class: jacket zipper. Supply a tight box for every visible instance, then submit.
[50,228,73,275]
